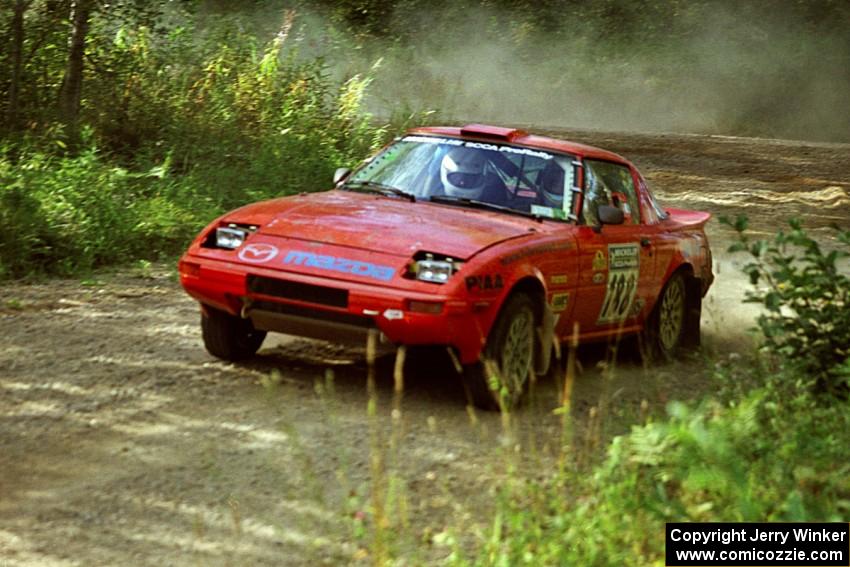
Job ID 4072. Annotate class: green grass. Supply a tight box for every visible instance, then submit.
[300,346,850,566]
[0,146,209,277]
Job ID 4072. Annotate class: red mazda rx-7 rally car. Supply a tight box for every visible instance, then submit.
[179,124,713,409]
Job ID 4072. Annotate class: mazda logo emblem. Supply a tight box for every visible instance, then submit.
[238,243,279,263]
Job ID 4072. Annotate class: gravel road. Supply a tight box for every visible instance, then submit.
[1,129,848,566]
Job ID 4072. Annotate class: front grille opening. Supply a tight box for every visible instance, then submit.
[247,275,348,308]
[251,300,374,328]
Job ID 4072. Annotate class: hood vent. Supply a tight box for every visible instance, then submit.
[460,124,527,142]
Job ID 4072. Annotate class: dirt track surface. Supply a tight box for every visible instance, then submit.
[2,130,849,565]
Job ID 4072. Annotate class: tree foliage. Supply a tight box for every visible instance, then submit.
[0,3,389,277]
[0,0,848,276]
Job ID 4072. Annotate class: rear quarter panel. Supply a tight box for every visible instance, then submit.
[651,209,713,307]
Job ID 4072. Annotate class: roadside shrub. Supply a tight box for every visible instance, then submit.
[448,377,850,566]
[721,216,850,394]
[81,12,386,201]
[0,146,207,277]
[0,159,54,278]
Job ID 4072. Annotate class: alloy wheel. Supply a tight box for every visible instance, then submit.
[659,276,685,352]
[499,309,534,398]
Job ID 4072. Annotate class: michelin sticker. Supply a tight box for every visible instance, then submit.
[597,243,639,323]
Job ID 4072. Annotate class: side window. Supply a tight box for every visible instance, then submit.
[638,174,668,222]
[582,160,641,225]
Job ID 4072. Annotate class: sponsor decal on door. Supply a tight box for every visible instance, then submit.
[598,243,639,323]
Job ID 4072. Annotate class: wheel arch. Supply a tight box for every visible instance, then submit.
[502,275,553,375]
[661,258,693,283]
[507,276,547,321]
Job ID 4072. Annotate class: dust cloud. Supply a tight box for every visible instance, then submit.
[272,3,850,142]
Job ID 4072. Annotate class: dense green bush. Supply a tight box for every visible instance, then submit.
[448,381,850,565]
[83,16,384,193]
[448,391,849,566]
[0,10,393,278]
[722,216,850,394]
[0,145,206,277]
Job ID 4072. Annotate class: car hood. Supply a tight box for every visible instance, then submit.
[235,190,537,259]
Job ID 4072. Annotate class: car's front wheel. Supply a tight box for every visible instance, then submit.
[201,305,266,361]
[463,293,536,411]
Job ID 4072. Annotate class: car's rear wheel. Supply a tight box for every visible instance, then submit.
[463,293,536,411]
[645,271,687,360]
[201,305,266,361]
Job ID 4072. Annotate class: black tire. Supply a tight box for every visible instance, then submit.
[463,293,536,411]
[201,305,266,361]
[644,271,688,361]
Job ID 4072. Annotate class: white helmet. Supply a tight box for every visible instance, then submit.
[539,162,565,208]
[440,147,487,199]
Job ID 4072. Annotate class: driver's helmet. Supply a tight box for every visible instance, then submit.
[440,147,487,199]
[539,161,565,208]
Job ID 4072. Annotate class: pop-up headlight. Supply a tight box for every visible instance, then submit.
[215,226,249,249]
[410,253,462,284]
[416,259,454,283]
[202,223,259,250]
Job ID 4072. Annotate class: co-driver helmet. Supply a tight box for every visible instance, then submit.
[539,161,565,208]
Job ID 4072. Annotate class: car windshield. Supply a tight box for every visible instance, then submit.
[344,135,579,221]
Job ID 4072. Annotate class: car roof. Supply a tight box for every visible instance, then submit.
[409,124,633,166]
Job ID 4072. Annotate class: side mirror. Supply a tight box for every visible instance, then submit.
[333,167,351,185]
[598,204,625,226]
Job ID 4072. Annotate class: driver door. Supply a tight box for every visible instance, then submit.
[573,160,657,336]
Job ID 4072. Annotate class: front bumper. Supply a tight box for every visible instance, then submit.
[179,255,489,364]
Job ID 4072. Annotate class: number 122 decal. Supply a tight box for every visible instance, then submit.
[598,243,639,323]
